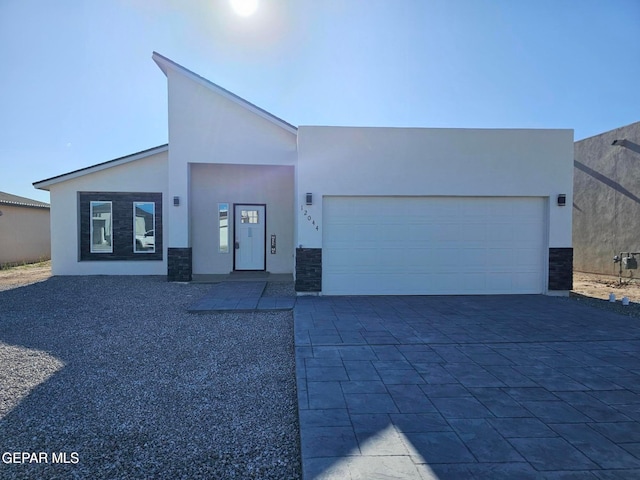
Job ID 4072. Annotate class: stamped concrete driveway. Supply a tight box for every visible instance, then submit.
[294,295,640,479]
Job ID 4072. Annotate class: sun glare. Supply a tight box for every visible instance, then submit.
[230,0,259,17]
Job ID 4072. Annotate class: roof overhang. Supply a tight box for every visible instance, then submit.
[33,144,168,191]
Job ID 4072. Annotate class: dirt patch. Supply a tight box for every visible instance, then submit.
[573,271,640,303]
[0,261,52,291]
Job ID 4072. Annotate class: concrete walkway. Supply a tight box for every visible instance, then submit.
[188,281,296,313]
[294,295,640,479]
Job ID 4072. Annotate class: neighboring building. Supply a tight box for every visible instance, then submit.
[574,121,640,276]
[0,191,51,266]
[33,52,574,295]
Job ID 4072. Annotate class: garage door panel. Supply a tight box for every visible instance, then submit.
[406,224,434,241]
[486,224,516,242]
[433,224,462,242]
[514,272,543,290]
[486,249,515,268]
[513,248,542,266]
[354,224,386,242]
[486,273,515,291]
[514,224,543,242]
[376,226,406,243]
[325,228,353,244]
[323,196,546,295]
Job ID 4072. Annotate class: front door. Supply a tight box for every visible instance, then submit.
[234,204,266,271]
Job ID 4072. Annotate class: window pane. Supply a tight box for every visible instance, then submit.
[90,201,113,253]
[241,209,259,224]
[134,202,155,253]
[219,203,229,253]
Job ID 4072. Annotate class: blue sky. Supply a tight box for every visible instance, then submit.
[1,0,638,203]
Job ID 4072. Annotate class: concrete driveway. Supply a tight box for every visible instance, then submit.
[294,295,640,479]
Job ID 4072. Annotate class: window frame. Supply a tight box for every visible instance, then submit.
[218,203,230,253]
[90,201,113,253]
[79,192,163,262]
[133,201,156,254]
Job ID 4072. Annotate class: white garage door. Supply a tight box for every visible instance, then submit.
[323,196,546,295]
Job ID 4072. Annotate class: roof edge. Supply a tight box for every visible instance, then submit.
[575,120,640,142]
[33,144,168,191]
[0,192,50,209]
[298,125,574,133]
[152,51,297,135]
[0,201,50,210]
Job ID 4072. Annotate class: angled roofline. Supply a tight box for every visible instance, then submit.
[0,191,50,209]
[33,144,168,191]
[152,52,298,135]
[575,120,640,142]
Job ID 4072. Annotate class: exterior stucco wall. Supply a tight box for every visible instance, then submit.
[573,122,640,275]
[296,127,574,256]
[165,68,297,250]
[190,163,294,274]
[47,151,168,275]
[0,204,50,266]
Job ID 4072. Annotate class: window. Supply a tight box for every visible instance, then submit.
[241,209,259,224]
[218,203,229,253]
[90,201,113,253]
[80,192,162,261]
[134,202,155,253]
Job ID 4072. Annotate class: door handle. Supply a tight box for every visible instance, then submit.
[235,241,240,249]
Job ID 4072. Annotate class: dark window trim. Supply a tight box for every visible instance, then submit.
[89,200,113,254]
[133,201,156,254]
[79,192,163,261]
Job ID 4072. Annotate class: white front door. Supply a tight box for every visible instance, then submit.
[234,205,266,271]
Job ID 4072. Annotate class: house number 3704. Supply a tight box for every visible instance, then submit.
[300,206,320,231]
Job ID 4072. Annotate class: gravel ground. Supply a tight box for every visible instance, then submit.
[569,292,640,319]
[0,276,301,480]
[261,281,296,297]
[4,272,638,480]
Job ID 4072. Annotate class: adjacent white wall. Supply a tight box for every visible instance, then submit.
[47,151,168,275]
[296,127,574,249]
[164,67,297,249]
[0,205,50,265]
[190,163,295,274]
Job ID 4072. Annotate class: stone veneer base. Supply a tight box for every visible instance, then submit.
[168,247,192,282]
[549,247,573,291]
[295,248,322,292]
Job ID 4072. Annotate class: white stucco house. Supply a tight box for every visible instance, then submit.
[33,52,574,295]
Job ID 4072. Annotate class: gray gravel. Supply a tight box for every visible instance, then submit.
[261,281,296,297]
[569,293,640,319]
[0,277,301,479]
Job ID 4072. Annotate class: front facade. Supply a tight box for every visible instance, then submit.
[34,53,574,295]
[0,192,51,266]
[574,121,640,276]
[297,126,573,295]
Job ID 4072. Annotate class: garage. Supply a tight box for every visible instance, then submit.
[322,196,547,295]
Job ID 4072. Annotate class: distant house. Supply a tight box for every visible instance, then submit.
[33,52,574,295]
[0,191,51,266]
[574,121,640,276]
